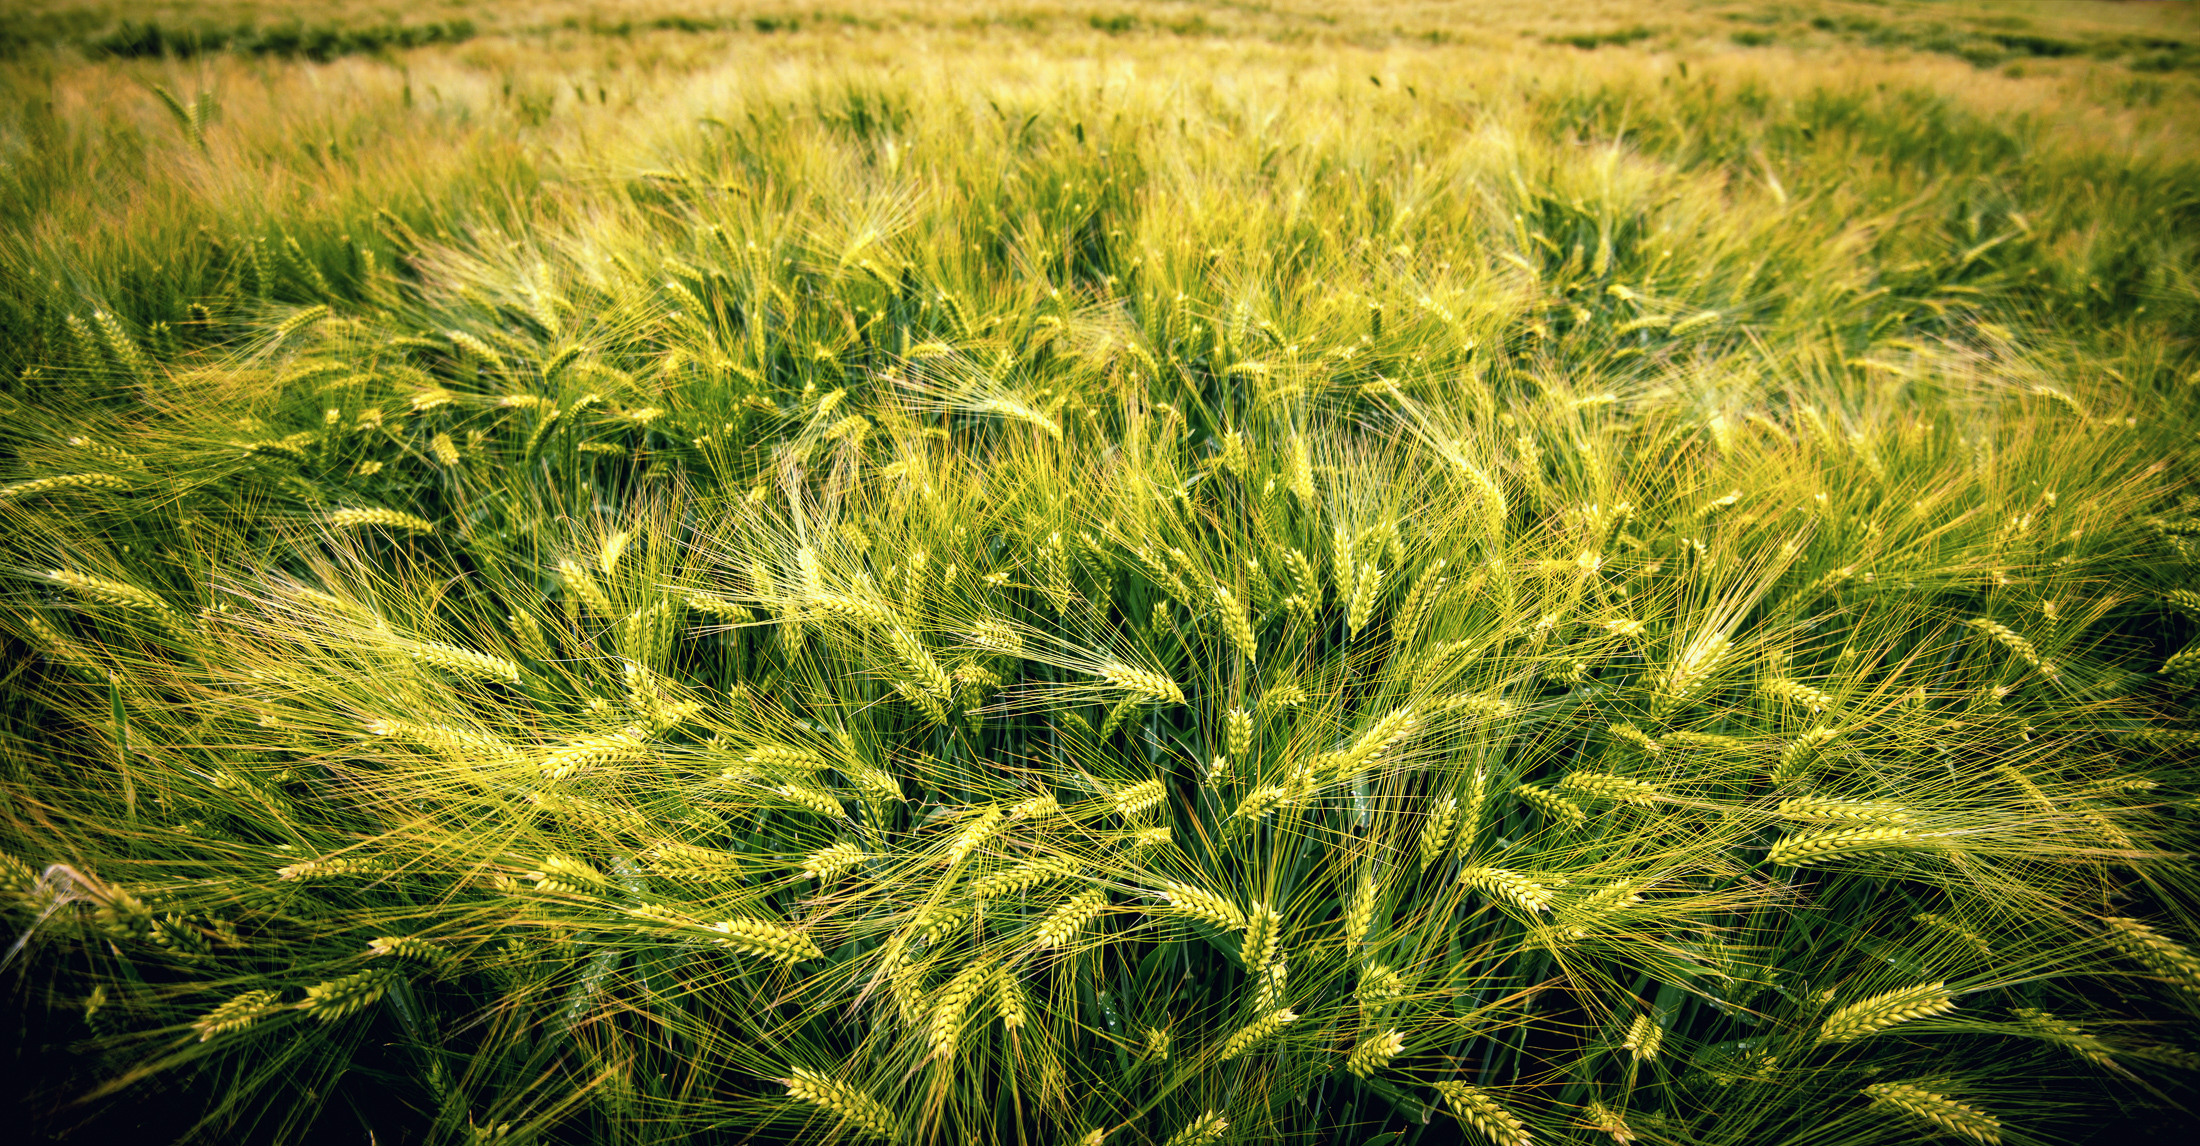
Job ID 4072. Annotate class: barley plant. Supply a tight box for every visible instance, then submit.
[4,1,2200,1143]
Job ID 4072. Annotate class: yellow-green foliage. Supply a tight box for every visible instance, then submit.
[1,2,2198,1144]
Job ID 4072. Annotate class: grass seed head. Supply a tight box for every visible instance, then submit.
[1346,1027,1405,1077]
[329,507,436,534]
[710,918,824,965]
[1861,1082,2000,1144]
[1098,661,1186,705]
[1164,1111,1230,1146]
[783,1068,899,1140]
[1418,796,1459,872]
[1217,1007,1298,1060]
[1241,903,1282,969]
[1160,880,1248,931]
[2104,917,2200,1002]
[302,967,397,1022]
[1214,584,1258,663]
[928,960,993,1058]
[1777,796,1913,823]
[391,635,522,685]
[1513,784,1587,830]
[1460,867,1554,914]
[1034,888,1108,950]
[802,841,866,882]
[0,472,131,500]
[1622,1013,1662,1062]
[1225,706,1252,758]
[1433,1083,1532,1146]
[194,989,286,1042]
[1767,826,1916,867]
[1818,982,1957,1044]
[1558,771,1659,806]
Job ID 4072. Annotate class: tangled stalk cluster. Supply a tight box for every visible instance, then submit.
[3,12,2200,1144]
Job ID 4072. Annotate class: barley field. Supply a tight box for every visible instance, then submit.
[3,1,2199,1143]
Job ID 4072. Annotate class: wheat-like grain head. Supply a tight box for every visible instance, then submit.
[1767,826,1916,867]
[1163,1110,1230,1146]
[709,918,824,965]
[1461,866,1554,914]
[1818,981,1957,1043]
[783,1068,899,1140]
[1861,1081,2000,1144]
[193,988,286,1042]
[1621,1013,1662,1062]
[0,472,131,500]
[329,507,436,534]
[1216,1007,1298,1060]
[301,968,397,1022]
[1433,1083,1532,1146]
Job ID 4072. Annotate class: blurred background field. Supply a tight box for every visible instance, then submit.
[4,0,2200,392]
[3,2,2199,1145]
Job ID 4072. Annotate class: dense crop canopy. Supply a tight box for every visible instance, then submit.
[4,3,2199,1143]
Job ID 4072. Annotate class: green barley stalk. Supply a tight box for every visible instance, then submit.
[2011,1008,2115,1067]
[1213,583,1258,663]
[710,918,824,965]
[1345,1027,1405,1078]
[2103,917,2200,1003]
[1819,982,1958,1043]
[1033,889,1108,950]
[1346,562,1384,638]
[1513,783,1587,830]
[385,635,522,685]
[928,960,992,1059]
[1969,617,2056,679]
[1861,1082,2001,1144]
[802,841,865,882]
[1216,1007,1298,1060]
[1161,880,1249,932]
[1775,796,1914,823]
[301,968,397,1022]
[1225,705,1253,759]
[1433,1083,1532,1146]
[782,1068,899,1140]
[1097,661,1186,705]
[2,25,2196,1146]
[1767,826,1916,867]
[0,472,130,500]
[328,507,436,534]
[1417,796,1459,873]
[45,570,190,636]
[193,989,286,1042]
[1163,1110,1231,1146]
[1558,771,1659,806]
[1460,866,1554,914]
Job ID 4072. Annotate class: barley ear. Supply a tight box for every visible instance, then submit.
[1213,584,1258,663]
[1432,1082,1533,1146]
[1861,1081,2000,1144]
[1818,981,1957,1043]
[708,918,824,964]
[1621,1013,1662,1062]
[193,988,286,1041]
[329,507,436,534]
[301,967,398,1022]
[2104,917,2200,1004]
[783,1068,899,1140]
[1163,1110,1230,1146]
[1767,825,1916,867]
[1345,1028,1405,1078]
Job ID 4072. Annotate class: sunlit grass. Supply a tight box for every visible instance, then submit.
[3,2,2198,1143]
